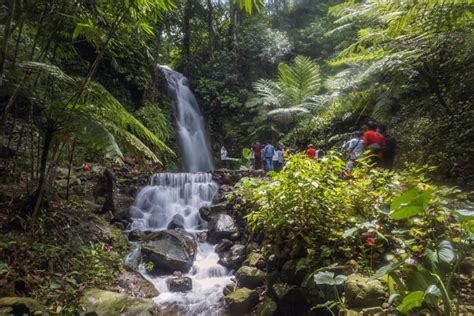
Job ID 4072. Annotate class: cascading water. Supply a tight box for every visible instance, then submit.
[126,68,231,315]
[160,66,214,172]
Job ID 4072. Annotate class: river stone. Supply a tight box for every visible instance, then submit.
[219,244,246,269]
[344,273,385,308]
[225,288,259,315]
[168,276,192,292]
[208,213,238,244]
[80,289,160,315]
[167,214,185,230]
[112,271,159,298]
[215,239,233,254]
[254,297,277,316]
[137,230,197,274]
[235,266,265,289]
[199,202,227,221]
[0,297,46,315]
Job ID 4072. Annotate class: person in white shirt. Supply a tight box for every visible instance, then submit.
[220,146,228,168]
[342,131,364,161]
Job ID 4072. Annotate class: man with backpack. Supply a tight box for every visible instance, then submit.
[263,143,275,171]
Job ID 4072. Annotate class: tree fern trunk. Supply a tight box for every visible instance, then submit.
[66,139,76,201]
[0,0,17,87]
[31,125,54,226]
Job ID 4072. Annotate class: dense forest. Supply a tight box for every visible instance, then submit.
[0,0,473,315]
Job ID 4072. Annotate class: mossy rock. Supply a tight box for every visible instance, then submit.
[344,273,385,308]
[235,266,265,289]
[80,288,161,315]
[253,297,277,316]
[0,297,47,315]
[225,287,259,315]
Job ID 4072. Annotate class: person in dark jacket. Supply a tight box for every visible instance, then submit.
[377,125,396,169]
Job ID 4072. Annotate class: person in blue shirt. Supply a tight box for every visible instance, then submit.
[263,143,275,171]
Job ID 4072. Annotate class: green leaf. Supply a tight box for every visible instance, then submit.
[314,271,338,285]
[454,209,474,221]
[390,187,433,220]
[334,274,347,285]
[50,282,62,289]
[370,262,402,280]
[425,284,442,298]
[437,240,456,266]
[343,227,358,238]
[397,291,425,313]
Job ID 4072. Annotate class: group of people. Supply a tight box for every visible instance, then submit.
[251,142,288,172]
[341,121,396,172]
[220,121,395,173]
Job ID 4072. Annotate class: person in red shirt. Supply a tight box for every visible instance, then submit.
[306,144,316,159]
[363,121,385,164]
[253,141,262,170]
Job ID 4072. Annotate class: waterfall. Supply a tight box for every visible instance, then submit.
[160,66,214,172]
[127,67,232,314]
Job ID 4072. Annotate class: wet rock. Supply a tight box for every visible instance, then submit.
[0,297,46,315]
[80,288,160,315]
[344,273,385,308]
[225,288,259,315]
[167,214,185,230]
[235,266,265,289]
[229,232,241,242]
[253,297,277,316]
[223,283,236,296]
[208,213,238,244]
[218,244,246,269]
[168,276,192,292]
[460,256,474,277]
[112,271,159,298]
[135,230,197,274]
[215,239,233,254]
[199,202,227,221]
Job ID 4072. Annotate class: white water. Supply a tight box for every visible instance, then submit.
[128,173,232,315]
[161,66,214,172]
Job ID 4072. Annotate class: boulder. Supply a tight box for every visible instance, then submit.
[254,297,277,316]
[0,297,46,315]
[199,202,227,221]
[112,271,159,298]
[215,239,233,254]
[208,213,238,244]
[235,266,265,289]
[344,273,385,308]
[225,288,259,315]
[167,214,185,230]
[134,230,197,274]
[80,289,160,315]
[219,244,246,269]
[247,252,265,269]
[168,276,192,292]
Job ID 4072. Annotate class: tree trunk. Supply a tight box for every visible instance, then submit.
[206,0,214,53]
[0,0,17,87]
[31,125,54,223]
[66,139,76,201]
[183,0,193,64]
